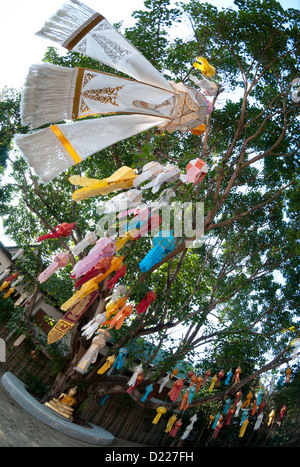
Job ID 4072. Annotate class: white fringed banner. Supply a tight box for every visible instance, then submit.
[35,0,173,91]
[15,114,165,184]
[15,0,212,184]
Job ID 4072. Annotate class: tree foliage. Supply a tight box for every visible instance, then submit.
[0,0,299,415]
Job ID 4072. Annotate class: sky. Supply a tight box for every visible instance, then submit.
[0,0,299,245]
[0,0,298,91]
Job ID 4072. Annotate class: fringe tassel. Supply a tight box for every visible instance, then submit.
[20,63,78,130]
[35,0,97,47]
[14,128,75,184]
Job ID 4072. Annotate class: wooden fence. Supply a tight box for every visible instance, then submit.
[0,325,56,396]
[0,323,177,446]
[78,392,174,446]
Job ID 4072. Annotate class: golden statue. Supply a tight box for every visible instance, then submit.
[45,387,77,421]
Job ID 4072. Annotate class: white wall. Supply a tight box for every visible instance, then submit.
[0,249,12,273]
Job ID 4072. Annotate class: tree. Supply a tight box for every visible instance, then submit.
[0,0,299,420]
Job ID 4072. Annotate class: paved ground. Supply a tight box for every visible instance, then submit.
[0,370,145,447]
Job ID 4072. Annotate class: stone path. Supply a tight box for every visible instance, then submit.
[0,370,146,448]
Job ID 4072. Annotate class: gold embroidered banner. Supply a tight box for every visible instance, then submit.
[47,291,99,344]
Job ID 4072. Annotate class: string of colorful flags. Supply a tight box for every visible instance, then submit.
[99,355,291,441]
[0,0,295,443]
[0,269,293,441]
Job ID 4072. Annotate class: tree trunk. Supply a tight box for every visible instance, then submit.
[40,296,102,402]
